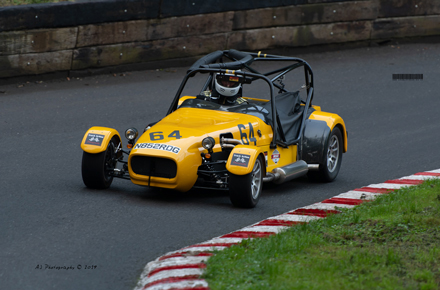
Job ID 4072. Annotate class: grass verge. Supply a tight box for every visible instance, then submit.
[0,0,71,7]
[204,179,440,290]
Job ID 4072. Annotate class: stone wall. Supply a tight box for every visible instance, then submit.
[0,0,439,78]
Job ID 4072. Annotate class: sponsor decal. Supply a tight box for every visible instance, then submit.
[85,133,105,146]
[271,149,280,164]
[231,153,250,167]
[264,151,268,164]
[134,143,181,154]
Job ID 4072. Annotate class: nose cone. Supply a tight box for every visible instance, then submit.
[125,107,267,192]
[128,125,203,192]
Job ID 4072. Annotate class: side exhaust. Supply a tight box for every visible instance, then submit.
[263,160,309,184]
[221,137,243,149]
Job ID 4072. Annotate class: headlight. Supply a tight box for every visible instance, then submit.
[202,137,215,150]
[125,128,138,141]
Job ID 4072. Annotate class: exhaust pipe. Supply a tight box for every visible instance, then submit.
[221,137,243,149]
[263,160,309,184]
[307,164,320,171]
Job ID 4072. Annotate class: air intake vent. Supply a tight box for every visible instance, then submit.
[131,156,177,178]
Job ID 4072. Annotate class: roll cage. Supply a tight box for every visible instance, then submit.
[167,50,314,149]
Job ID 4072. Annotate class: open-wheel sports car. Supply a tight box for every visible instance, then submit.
[80,50,347,208]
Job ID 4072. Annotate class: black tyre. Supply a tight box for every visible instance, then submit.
[81,139,117,189]
[229,156,264,208]
[308,127,343,182]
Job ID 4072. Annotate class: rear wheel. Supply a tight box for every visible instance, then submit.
[308,127,343,182]
[82,139,117,189]
[229,156,263,208]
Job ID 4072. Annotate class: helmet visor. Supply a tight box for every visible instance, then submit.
[216,75,241,88]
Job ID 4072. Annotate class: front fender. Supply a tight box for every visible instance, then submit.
[80,126,121,154]
[226,145,264,175]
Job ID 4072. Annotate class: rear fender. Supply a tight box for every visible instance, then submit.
[80,126,122,154]
[301,119,330,164]
[226,145,264,176]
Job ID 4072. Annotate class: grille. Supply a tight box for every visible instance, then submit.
[131,156,177,178]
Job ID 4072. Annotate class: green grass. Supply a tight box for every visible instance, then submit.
[0,0,72,7]
[204,179,440,290]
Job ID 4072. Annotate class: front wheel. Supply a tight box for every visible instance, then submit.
[229,156,264,208]
[308,127,343,182]
[81,139,117,189]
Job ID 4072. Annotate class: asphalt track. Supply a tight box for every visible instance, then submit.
[1,40,439,290]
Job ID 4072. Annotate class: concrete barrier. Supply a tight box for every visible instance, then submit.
[0,0,439,78]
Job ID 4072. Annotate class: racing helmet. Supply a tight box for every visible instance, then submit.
[214,72,242,97]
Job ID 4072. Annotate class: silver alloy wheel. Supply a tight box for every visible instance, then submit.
[327,135,340,173]
[251,159,262,199]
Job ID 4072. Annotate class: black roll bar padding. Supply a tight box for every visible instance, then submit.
[187,50,224,73]
[201,55,254,70]
[226,49,252,62]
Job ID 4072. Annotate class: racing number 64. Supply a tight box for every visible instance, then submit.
[238,123,257,145]
[149,130,182,141]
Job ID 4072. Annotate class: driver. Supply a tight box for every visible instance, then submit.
[210,73,246,105]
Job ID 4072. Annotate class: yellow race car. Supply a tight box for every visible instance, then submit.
[80,50,347,208]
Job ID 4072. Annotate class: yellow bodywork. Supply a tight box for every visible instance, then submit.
[81,99,347,192]
[128,107,273,192]
[81,126,121,153]
[226,145,264,175]
[309,106,348,152]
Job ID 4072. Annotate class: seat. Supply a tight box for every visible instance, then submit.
[275,91,304,144]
